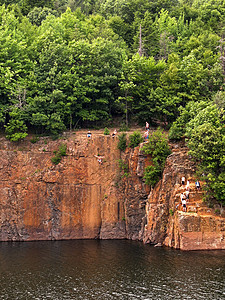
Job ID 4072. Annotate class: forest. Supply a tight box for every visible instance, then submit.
[0,0,224,204]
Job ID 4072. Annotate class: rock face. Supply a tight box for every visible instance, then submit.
[0,133,225,250]
[0,132,148,241]
[143,144,225,250]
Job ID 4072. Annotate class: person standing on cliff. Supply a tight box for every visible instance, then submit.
[182,176,185,186]
[146,122,149,131]
[144,130,149,141]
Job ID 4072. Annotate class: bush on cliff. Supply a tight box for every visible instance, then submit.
[144,164,161,186]
[51,143,67,165]
[117,133,127,151]
[186,105,225,205]
[143,129,171,187]
[128,131,143,148]
[170,100,225,205]
[104,127,110,135]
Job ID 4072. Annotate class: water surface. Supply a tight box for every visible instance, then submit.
[0,240,224,299]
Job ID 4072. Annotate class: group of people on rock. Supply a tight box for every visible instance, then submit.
[87,129,117,165]
[87,129,117,139]
[179,176,201,212]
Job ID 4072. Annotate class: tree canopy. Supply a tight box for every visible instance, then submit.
[0,0,225,201]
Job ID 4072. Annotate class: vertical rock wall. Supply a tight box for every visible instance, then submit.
[1,133,225,250]
[0,133,148,241]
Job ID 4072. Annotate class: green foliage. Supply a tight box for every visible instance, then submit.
[118,159,129,178]
[128,131,143,148]
[117,133,127,151]
[0,0,225,196]
[144,164,161,187]
[143,128,171,186]
[58,143,67,156]
[143,128,171,167]
[5,119,28,142]
[30,136,40,143]
[51,143,67,164]
[27,7,57,26]
[104,127,110,135]
[169,208,174,216]
[169,101,209,140]
[119,123,129,132]
[171,100,225,205]
[187,114,225,205]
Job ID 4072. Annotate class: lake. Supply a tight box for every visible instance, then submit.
[0,240,224,299]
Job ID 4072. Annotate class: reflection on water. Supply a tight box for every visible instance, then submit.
[0,240,224,299]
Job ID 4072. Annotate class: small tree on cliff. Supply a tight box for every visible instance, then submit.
[143,128,171,187]
[117,133,127,151]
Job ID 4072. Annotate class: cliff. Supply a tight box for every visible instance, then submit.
[0,131,148,242]
[143,144,225,250]
[0,131,225,250]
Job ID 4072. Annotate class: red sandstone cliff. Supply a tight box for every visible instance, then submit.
[0,131,225,250]
[143,144,225,250]
[0,131,148,242]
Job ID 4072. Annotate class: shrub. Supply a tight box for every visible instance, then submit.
[144,165,161,186]
[142,128,171,168]
[117,133,127,151]
[58,143,67,156]
[168,101,209,141]
[51,153,62,165]
[143,129,171,187]
[128,131,143,148]
[30,136,40,144]
[51,143,67,165]
[104,127,110,135]
[118,159,129,178]
[168,121,184,140]
[119,123,129,132]
[169,209,174,216]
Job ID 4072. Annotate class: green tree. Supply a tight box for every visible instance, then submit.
[143,128,171,186]
[5,119,28,141]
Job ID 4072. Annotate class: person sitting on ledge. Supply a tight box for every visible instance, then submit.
[182,198,187,212]
[195,180,200,191]
[112,129,117,137]
[94,155,104,164]
[87,131,92,138]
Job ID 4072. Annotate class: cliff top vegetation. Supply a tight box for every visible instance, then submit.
[0,0,225,204]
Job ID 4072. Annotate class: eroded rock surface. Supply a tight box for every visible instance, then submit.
[143,144,225,250]
[0,132,148,241]
[1,133,225,250]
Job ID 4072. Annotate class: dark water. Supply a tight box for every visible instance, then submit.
[0,240,224,300]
